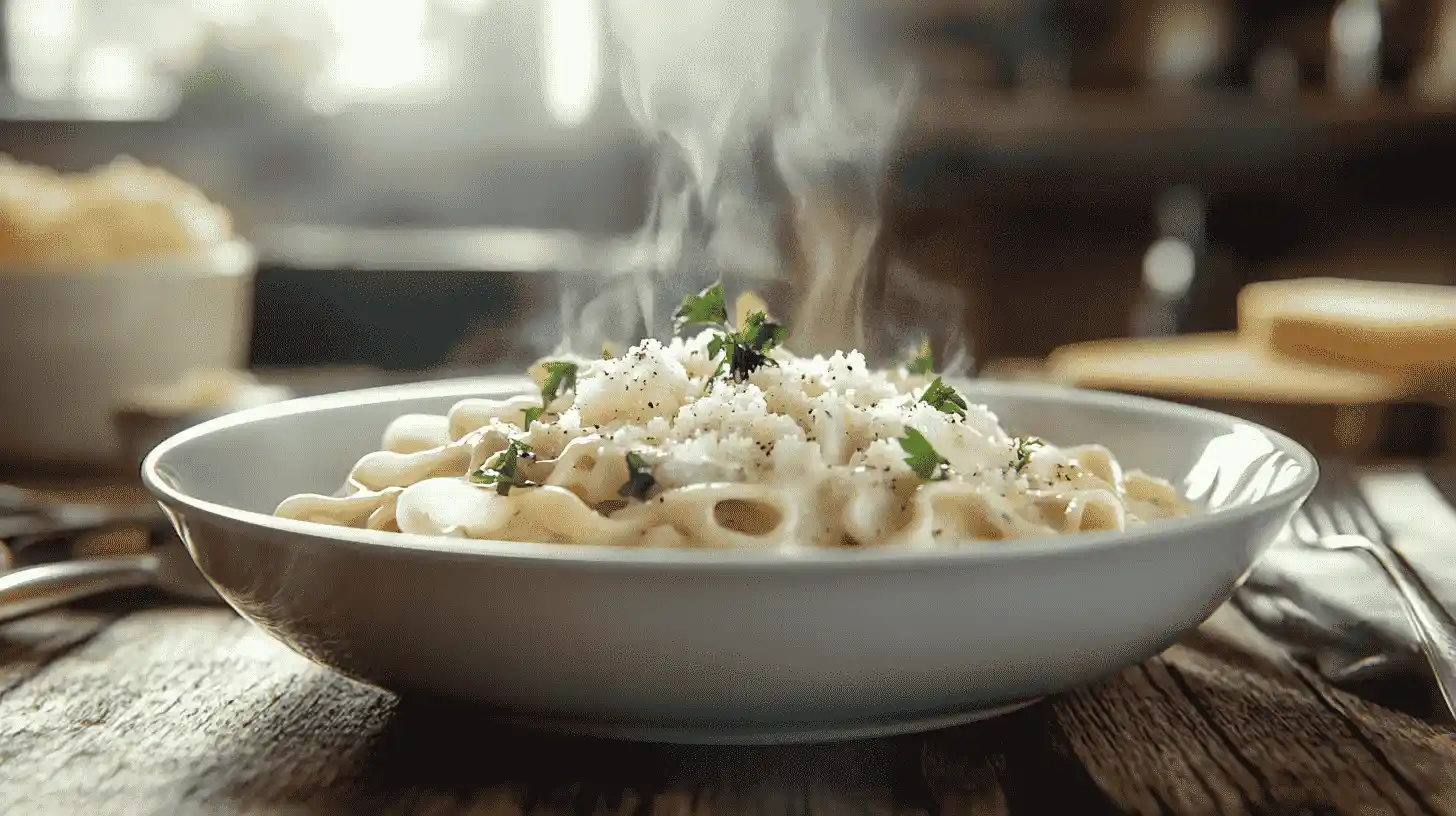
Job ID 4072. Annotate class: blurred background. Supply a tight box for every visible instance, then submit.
[1,0,1454,475]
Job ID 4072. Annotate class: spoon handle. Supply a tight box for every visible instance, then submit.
[0,555,159,624]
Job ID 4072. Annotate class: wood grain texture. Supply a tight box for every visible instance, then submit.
[2,603,1453,816]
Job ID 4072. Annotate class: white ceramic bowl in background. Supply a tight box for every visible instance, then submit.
[0,241,255,466]
[142,378,1316,744]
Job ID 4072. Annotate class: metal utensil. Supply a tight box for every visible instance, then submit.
[0,539,217,624]
[1290,466,1456,718]
[0,502,166,546]
[0,486,168,569]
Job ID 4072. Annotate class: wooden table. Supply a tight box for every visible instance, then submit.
[3,603,1454,815]
[3,474,1456,815]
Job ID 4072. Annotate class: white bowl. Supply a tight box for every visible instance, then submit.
[0,241,254,466]
[142,377,1316,743]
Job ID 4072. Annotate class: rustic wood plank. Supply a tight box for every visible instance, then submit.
[0,608,119,700]
[1061,645,1454,815]
[921,701,1124,815]
[0,608,389,815]
[3,603,1454,815]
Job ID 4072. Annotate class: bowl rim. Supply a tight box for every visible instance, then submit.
[141,376,1318,572]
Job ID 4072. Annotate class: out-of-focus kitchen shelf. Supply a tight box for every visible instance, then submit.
[895,89,1456,202]
[246,225,792,373]
[252,224,791,280]
[909,90,1456,146]
[0,93,177,123]
[252,225,637,275]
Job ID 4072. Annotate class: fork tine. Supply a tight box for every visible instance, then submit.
[1304,500,1340,538]
[1288,507,1320,543]
[1328,499,1362,537]
[1342,495,1385,541]
[1320,458,1390,542]
[1298,457,1391,543]
[1336,482,1388,543]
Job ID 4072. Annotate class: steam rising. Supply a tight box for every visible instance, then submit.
[557,0,970,370]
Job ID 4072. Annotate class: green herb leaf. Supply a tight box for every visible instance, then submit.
[919,377,967,417]
[673,283,728,331]
[674,287,785,384]
[1009,436,1044,473]
[539,360,579,408]
[601,345,614,360]
[726,346,771,383]
[740,310,787,352]
[712,310,784,383]
[899,428,950,481]
[618,451,657,501]
[521,406,543,427]
[907,338,934,375]
[704,354,727,392]
[470,439,536,496]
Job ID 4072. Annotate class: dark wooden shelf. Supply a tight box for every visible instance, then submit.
[895,89,1456,201]
[909,89,1456,147]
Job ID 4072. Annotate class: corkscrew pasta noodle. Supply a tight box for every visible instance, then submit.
[275,331,1193,549]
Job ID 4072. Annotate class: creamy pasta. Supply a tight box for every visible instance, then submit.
[276,293,1193,549]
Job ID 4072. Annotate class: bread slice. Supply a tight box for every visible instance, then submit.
[1238,277,1456,372]
[1046,332,1418,404]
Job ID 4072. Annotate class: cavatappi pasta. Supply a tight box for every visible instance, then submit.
[275,330,1193,549]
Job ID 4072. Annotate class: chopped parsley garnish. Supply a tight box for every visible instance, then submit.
[1009,437,1044,473]
[739,310,788,351]
[673,283,729,331]
[918,377,967,417]
[520,360,579,427]
[674,283,785,384]
[899,428,950,481]
[618,451,657,501]
[907,338,934,375]
[539,360,578,407]
[707,310,787,383]
[470,439,535,495]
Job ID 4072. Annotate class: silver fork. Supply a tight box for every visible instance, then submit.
[1292,463,1456,718]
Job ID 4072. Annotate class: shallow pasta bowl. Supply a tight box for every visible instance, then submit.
[142,377,1315,744]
